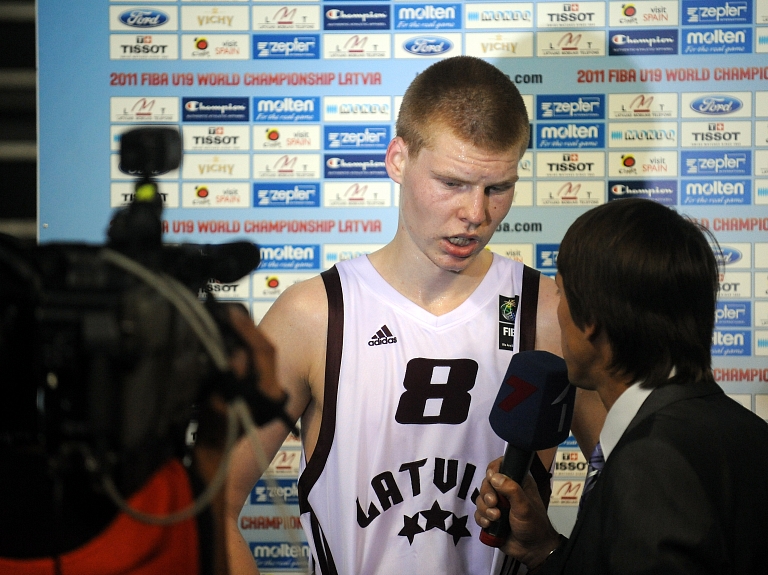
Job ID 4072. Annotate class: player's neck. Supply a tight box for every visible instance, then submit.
[368,244,492,316]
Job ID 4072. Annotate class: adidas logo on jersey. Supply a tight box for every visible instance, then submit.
[368,325,397,346]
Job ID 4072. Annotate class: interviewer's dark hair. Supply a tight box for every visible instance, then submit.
[557,198,720,388]
[396,56,529,159]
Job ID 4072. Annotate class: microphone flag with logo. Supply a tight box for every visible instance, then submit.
[480,350,575,548]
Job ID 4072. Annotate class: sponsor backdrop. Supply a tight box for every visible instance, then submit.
[37,0,768,571]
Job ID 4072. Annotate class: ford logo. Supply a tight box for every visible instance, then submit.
[690,95,743,115]
[119,10,169,28]
[403,36,453,55]
[719,247,742,265]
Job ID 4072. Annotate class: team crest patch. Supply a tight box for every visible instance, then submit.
[498,295,519,350]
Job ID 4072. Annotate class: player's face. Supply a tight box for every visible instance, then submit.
[386,128,521,274]
[555,273,598,390]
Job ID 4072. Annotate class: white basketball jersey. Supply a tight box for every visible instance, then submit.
[298,254,537,575]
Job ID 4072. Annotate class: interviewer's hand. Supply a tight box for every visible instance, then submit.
[474,457,562,570]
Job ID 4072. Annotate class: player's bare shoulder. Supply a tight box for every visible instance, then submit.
[258,274,328,436]
[260,273,328,337]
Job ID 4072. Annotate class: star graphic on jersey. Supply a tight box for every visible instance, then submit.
[446,514,471,545]
[422,500,452,532]
[398,513,424,545]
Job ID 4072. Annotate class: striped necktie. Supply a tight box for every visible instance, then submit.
[578,441,604,518]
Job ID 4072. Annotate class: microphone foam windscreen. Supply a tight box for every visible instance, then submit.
[489,350,575,451]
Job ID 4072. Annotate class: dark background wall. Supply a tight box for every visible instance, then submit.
[0,0,36,239]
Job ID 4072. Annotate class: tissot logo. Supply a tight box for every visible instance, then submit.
[536,1,605,28]
[680,121,751,148]
[110,34,178,60]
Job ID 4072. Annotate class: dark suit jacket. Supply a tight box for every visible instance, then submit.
[543,377,768,575]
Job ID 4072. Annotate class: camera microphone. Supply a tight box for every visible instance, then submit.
[163,242,262,287]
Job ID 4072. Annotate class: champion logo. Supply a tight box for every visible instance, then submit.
[368,325,398,346]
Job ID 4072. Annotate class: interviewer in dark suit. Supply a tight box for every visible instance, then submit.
[474,198,768,574]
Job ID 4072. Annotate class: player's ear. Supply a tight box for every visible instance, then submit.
[385,137,408,184]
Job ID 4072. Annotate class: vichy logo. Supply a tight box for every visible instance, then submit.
[403,36,453,54]
[690,95,743,115]
[119,10,168,28]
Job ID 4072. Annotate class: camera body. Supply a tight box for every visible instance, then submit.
[0,127,260,495]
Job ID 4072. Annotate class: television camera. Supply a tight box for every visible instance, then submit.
[0,127,283,556]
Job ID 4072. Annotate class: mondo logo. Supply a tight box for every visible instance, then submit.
[120,10,168,28]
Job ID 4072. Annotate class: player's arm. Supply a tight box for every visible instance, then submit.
[534,275,605,461]
[225,277,327,575]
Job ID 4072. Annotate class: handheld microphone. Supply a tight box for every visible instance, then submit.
[479,350,575,548]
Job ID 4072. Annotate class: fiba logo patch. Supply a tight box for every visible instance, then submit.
[498,295,519,350]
